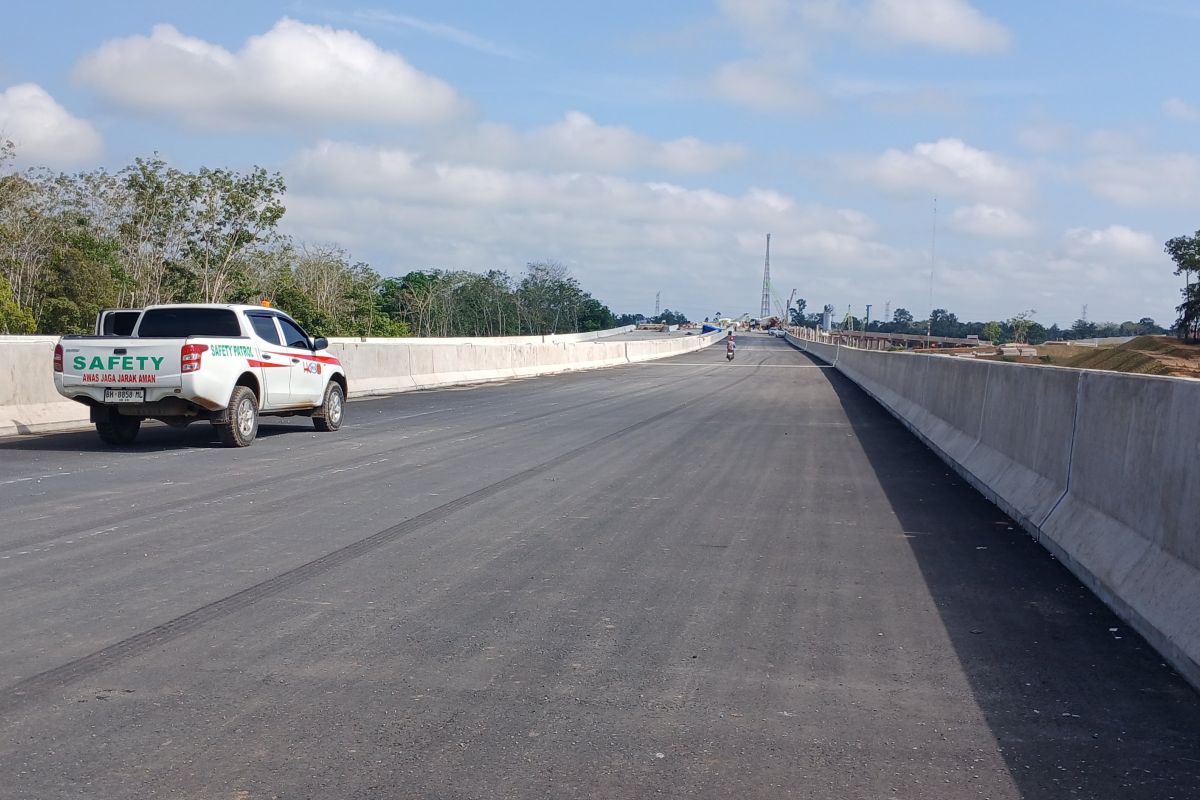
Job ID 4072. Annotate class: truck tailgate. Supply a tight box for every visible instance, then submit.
[59,339,184,390]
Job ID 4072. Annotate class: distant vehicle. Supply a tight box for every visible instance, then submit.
[54,304,347,447]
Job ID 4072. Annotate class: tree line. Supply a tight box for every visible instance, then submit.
[785,225,1200,344]
[0,142,623,337]
[788,302,1168,345]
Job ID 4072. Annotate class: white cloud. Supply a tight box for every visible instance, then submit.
[950,204,1034,238]
[707,0,1006,112]
[717,0,1009,53]
[1084,129,1145,153]
[431,112,746,175]
[827,78,963,115]
[846,138,1032,204]
[0,83,102,167]
[718,0,793,39]
[73,18,465,130]
[950,231,1175,324]
[1017,123,1071,152]
[710,59,821,112]
[1062,225,1160,262]
[1081,153,1200,208]
[285,140,897,316]
[1163,97,1200,121]
[526,112,746,174]
[864,0,1010,53]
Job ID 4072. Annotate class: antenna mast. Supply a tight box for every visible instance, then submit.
[760,233,772,320]
[927,197,937,346]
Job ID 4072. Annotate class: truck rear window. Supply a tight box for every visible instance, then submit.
[137,308,241,337]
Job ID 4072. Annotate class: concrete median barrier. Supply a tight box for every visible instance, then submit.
[1,327,720,437]
[1040,372,1200,688]
[0,337,91,436]
[331,333,721,397]
[785,330,1200,689]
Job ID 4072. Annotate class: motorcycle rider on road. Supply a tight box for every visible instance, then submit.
[726,332,736,361]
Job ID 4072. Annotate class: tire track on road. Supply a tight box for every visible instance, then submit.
[0,362,722,554]
[0,363,759,714]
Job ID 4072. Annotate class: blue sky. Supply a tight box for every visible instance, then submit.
[3,1,1199,326]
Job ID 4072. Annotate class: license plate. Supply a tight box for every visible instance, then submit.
[103,389,145,403]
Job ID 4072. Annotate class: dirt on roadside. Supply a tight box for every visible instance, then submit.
[1041,336,1200,379]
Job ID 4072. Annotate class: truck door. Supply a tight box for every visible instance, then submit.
[276,316,326,406]
[245,313,290,409]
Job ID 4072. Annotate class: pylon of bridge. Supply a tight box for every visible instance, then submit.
[760,233,771,319]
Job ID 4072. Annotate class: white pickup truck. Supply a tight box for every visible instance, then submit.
[53,304,347,447]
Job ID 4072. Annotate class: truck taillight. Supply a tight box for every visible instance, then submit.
[181,343,208,373]
[53,344,64,373]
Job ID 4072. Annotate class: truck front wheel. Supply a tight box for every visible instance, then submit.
[312,382,344,432]
[95,409,141,445]
[214,386,259,447]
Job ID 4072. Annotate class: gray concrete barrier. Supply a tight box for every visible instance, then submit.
[786,331,1200,689]
[0,336,92,436]
[0,327,723,437]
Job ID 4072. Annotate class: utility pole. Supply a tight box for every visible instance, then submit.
[865,304,872,329]
[760,234,771,320]
[655,291,661,318]
[927,197,937,347]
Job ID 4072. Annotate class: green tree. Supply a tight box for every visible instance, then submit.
[0,274,35,333]
[185,166,286,303]
[1070,318,1098,339]
[1165,231,1200,339]
[653,308,689,326]
[1176,285,1200,341]
[1008,310,1036,343]
[1026,322,1049,345]
[37,227,124,333]
[518,261,585,334]
[119,156,193,306]
[982,321,1002,344]
[929,308,962,337]
[577,295,617,331]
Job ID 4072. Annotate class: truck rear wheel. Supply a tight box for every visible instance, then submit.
[312,382,344,432]
[214,386,258,447]
[95,409,141,445]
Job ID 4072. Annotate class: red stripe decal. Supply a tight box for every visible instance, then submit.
[248,359,288,368]
[265,350,341,366]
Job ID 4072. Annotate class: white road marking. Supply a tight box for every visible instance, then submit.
[0,472,73,487]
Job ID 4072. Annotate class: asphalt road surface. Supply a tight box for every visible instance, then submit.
[1,335,1198,799]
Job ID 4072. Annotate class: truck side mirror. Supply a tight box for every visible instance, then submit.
[312,337,329,351]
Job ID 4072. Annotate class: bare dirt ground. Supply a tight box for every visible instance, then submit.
[1040,336,1200,379]
[926,336,1200,379]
